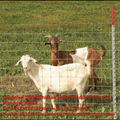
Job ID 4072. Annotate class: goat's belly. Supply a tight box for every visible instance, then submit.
[48,81,76,93]
[48,87,75,93]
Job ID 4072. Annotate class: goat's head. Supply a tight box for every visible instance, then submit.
[44,35,65,53]
[44,34,64,46]
[15,55,37,74]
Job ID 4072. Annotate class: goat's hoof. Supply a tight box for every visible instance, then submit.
[52,109,56,113]
[42,110,46,113]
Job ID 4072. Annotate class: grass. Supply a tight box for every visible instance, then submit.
[0,1,120,119]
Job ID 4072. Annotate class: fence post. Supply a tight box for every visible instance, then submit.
[111,6,117,120]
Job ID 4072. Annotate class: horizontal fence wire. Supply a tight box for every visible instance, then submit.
[0,31,118,119]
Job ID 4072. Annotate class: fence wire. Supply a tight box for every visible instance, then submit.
[0,2,119,119]
[0,31,118,119]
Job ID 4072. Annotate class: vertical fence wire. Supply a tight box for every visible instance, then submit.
[111,7,117,120]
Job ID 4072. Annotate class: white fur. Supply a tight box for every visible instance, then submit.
[75,47,88,62]
[16,55,91,113]
[70,47,90,69]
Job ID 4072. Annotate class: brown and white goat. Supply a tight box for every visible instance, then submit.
[45,35,106,91]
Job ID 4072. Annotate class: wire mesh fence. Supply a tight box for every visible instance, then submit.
[0,31,117,119]
[0,1,119,120]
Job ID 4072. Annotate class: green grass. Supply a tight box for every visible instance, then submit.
[0,1,120,119]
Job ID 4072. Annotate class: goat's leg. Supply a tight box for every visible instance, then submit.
[94,72,100,91]
[76,87,85,113]
[87,66,97,92]
[88,74,94,92]
[50,94,56,113]
[41,89,47,113]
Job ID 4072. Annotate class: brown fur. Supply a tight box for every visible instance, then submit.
[45,35,75,66]
[87,46,106,91]
[45,35,106,91]
[51,51,76,66]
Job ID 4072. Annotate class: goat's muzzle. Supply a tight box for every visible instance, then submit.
[23,67,30,72]
[23,67,30,75]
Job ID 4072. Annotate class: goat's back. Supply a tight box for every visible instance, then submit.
[38,63,88,93]
[54,51,75,65]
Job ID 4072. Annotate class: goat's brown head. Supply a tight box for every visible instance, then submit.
[45,35,64,45]
[44,35,64,53]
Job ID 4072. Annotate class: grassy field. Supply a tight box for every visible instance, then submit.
[0,1,120,119]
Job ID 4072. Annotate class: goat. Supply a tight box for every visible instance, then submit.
[15,55,91,113]
[74,46,106,91]
[45,35,106,91]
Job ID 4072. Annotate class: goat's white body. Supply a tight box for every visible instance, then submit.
[74,47,88,62]
[28,63,88,93]
[27,62,90,113]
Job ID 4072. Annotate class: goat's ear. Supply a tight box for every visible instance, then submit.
[15,59,21,66]
[59,40,65,43]
[30,57,37,63]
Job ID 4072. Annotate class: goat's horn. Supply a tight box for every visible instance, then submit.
[44,34,52,38]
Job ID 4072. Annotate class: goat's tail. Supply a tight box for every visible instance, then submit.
[99,45,106,58]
